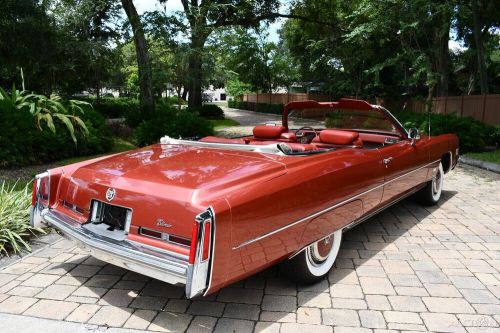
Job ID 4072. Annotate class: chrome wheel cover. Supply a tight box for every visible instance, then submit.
[305,229,342,276]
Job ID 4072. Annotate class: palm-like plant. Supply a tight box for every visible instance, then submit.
[0,85,90,144]
[0,181,45,255]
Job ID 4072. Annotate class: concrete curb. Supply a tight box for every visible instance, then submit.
[460,155,500,174]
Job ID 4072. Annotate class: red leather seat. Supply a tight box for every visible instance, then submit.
[312,129,363,148]
[253,125,296,142]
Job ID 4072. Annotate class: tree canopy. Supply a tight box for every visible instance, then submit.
[0,0,498,107]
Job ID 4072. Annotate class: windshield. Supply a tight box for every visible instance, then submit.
[289,107,401,136]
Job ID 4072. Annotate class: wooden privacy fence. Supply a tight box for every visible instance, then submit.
[242,93,500,125]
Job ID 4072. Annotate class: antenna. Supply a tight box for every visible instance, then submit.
[428,109,431,138]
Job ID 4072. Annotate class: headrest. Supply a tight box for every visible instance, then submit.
[319,130,359,145]
[253,125,286,139]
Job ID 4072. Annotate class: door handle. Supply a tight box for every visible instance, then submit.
[383,157,393,167]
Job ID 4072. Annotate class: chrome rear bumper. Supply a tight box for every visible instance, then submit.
[40,209,189,287]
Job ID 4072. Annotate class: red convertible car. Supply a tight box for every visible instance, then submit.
[31,99,458,298]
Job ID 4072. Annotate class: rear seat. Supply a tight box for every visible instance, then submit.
[252,125,297,142]
[311,129,363,149]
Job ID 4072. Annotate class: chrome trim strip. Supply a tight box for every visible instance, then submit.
[233,159,440,250]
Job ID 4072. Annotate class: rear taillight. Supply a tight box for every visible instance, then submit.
[186,208,215,298]
[188,213,213,264]
[31,178,38,206]
[30,171,50,228]
[188,223,199,264]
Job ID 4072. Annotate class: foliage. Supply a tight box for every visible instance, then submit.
[225,79,252,99]
[134,107,214,146]
[216,27,299,93]
[465,149,500,164]
[0,181,45,255]
[84,97,139,119]
[193,104,225,120]
[228,100,248,109]
[0,87,90,144]
[394,111,497,153]
[0,97,112,168]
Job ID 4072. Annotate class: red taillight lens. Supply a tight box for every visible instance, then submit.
[31,178,38,206]
[188,223,199,264]
[202,222,211,261]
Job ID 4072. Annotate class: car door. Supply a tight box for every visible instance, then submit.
[378,138,430,204]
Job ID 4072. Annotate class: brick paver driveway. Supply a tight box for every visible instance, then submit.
[1,165,499,332]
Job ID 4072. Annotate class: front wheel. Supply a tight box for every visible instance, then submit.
[415,162,444,206]
[280,229,342,284]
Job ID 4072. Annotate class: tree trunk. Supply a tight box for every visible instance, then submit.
[471,0,489,94]
[435,19,450,97]
[187,34,207,109]
[121,0,155,114]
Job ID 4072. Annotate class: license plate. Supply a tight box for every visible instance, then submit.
[83,200,132,241]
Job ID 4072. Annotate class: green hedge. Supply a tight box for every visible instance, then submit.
[228,100,283,114]
[134,106,214,146]
[0,103,112,168]
[394,111,498,153]
[190,104,225,120]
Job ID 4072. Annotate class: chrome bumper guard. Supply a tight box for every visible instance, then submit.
[30,171,215,298]
[41,209,190,287]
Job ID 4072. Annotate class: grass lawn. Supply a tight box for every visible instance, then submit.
[210,119,240,131]
[465,149,500,164]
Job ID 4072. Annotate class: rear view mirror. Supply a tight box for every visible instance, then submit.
[408,128,420,146]
[409,128,420,139]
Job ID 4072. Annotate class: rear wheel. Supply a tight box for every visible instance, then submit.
[415,162,444,206]
[280,229,342,284]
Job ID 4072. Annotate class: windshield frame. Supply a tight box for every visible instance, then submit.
[283,99,409,139]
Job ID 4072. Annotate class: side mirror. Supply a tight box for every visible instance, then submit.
[408,128,420,146]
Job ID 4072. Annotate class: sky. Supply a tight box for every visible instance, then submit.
[134,0,283,42]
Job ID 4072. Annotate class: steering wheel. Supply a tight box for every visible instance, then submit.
[295,126,318,143]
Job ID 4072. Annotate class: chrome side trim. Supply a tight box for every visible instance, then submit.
[342,183,425,231]
[233,159,440,250]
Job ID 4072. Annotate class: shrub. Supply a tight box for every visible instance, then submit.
[394,111,497,153]
[164,96,186,106]
[85,97,139,119]
[0,181,45,255]
[228,99,247,109]
[0,98,112,168]
[134,106,214,146]
[195,104,225,120]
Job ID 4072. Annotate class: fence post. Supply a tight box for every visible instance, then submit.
[256,92,259,112]
[460,95,464,117]
[481,94,487,122]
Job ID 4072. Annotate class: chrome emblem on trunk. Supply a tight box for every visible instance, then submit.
[156,219,172,228]
[106,188,116,201]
